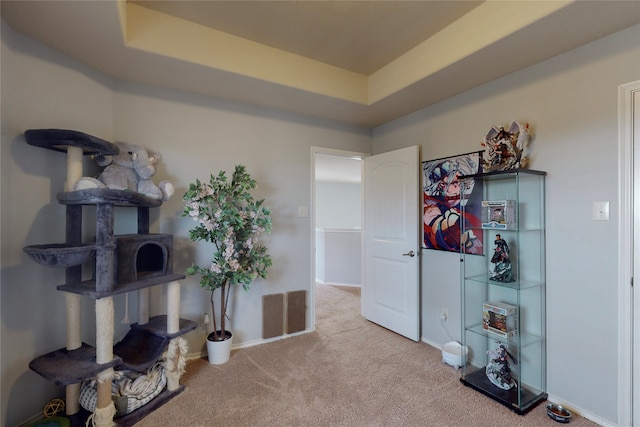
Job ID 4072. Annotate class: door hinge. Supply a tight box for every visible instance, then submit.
[631,277,634,287]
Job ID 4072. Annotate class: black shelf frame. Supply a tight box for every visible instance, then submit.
[460,368,547,415]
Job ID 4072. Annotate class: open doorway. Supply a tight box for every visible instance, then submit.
[311,148,367,327]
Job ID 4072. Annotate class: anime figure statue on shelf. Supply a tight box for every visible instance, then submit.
[486,344,518,390]
[489,234,514,282]
[480,121,531,172]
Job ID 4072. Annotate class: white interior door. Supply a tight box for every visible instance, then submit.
[363,146,420,341]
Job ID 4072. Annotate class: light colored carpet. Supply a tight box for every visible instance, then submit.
[135,284,596,426]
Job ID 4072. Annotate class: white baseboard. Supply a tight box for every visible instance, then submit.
[421,336,444,350]
[316,280,361,287]
[187,328,314,361]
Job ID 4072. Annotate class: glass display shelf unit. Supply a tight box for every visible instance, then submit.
[459,169,547,414]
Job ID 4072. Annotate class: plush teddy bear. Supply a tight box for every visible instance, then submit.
[75,141,174,201]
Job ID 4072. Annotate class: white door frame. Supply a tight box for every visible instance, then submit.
[618,80,639,426]
[310,146,369,330]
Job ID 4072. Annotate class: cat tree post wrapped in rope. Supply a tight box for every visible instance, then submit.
[95,297,116,427]
[65,145,83,192]
[165,281,183,391]
[64,293,82,416]
[138,288,150,325]
[93,199,117,426]
[66,146,83,415]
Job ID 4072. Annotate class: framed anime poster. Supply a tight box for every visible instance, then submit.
[422,151,483,254]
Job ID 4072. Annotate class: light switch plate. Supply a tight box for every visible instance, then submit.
[298,206,309,218]
[592,201,610,221]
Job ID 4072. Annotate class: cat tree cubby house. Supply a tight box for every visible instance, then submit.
[23,130,195,427]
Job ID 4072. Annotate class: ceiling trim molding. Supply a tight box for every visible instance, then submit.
[124,2,369,104]
[368,1,572,103]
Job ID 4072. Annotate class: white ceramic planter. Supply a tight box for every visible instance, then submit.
[206,331,233,365]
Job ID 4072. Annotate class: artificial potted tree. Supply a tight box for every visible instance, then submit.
[183,165,272,364]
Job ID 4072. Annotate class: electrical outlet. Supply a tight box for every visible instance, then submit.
[202,312,210,326]
[440,307,449,321]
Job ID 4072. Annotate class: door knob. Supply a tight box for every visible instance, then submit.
[402,250,415,257]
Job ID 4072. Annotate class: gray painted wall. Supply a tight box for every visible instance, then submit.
[0,21,370,426]
[315,181,361,229]
[372,23,640,425]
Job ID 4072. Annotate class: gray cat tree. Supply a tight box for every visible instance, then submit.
[23,129,195,427]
